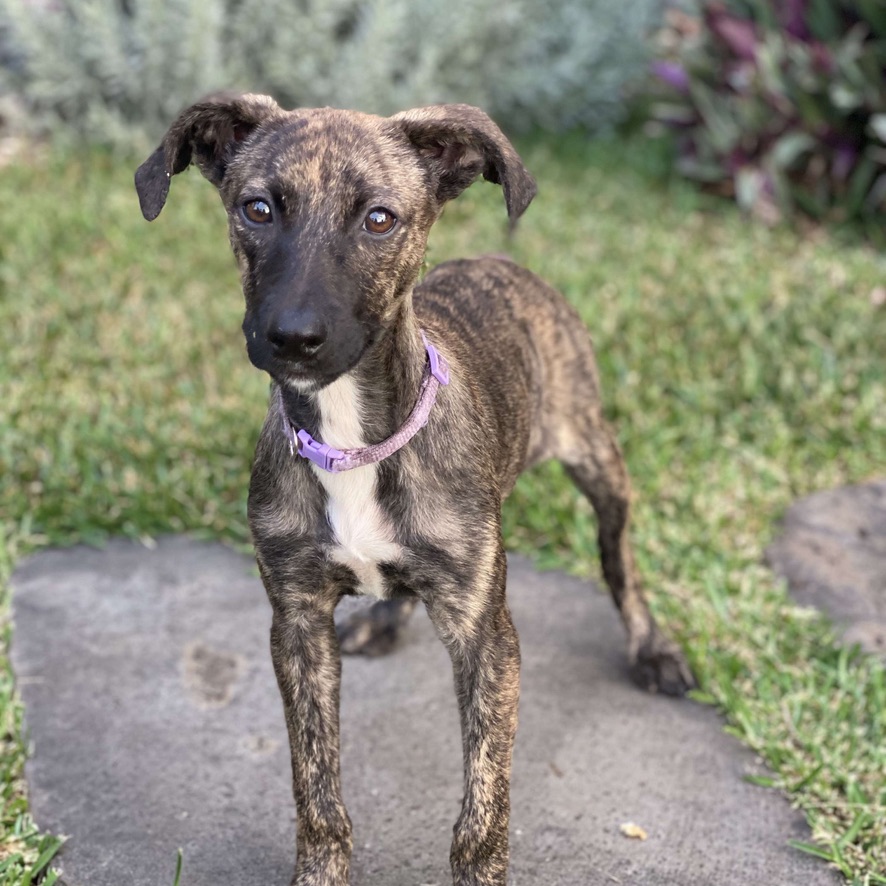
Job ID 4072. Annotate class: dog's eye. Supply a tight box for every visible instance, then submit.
[363,208,397,235]
[243,199,272,225]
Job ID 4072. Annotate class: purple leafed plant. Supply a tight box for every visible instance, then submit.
[648,0,886,227]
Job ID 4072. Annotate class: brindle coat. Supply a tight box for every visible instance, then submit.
[135,93,695,886]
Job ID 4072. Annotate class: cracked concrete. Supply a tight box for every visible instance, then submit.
[11,537,838,886]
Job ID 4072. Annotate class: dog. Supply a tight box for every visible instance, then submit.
[135,92,695,886]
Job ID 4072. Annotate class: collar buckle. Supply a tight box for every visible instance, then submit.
[296,429,345,472]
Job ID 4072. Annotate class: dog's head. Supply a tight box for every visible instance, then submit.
[135,92,536,389]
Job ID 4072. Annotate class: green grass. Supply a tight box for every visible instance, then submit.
[1,135,885,883]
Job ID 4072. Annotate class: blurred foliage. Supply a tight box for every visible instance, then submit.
[648,1,886,229]
[0,0,660,145]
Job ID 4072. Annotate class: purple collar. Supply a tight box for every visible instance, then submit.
[275,332,450,472]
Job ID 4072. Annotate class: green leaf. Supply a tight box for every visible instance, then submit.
[789,762,825,792]
[745,0,777,30]
[21,835,64,886]
[829,82,863,113]
[865,173,886,212]
[770,132,816,171]
[789,840,838,863]
[854,0,886,37]
[676,154,728,184]
[838,811,873,848]
[755,38,790,101]
[808,0,845,41]
[691,85,741,154]
[846,156,879,215]
[172,848,184,886]
[869,114,886,144]
[650,102,697,127]
[790,184,829,218]
[744,774,777,787]
[735,166,763,212]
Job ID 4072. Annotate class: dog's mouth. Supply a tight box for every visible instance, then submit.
[265,347,367,393]
[275,364,325,393]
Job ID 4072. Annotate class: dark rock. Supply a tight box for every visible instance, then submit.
[767,480,886,655]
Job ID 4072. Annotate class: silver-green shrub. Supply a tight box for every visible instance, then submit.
[0,0,661,145]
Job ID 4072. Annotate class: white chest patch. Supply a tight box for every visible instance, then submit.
[312,374,402,597]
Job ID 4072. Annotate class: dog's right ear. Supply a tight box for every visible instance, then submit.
[135,92,282,221]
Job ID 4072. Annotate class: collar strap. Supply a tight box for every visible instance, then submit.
[276,331,450,473]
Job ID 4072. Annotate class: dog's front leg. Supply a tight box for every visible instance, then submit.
[269,584,352,886]
[426,546,521,886]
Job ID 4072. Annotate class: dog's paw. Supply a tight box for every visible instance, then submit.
[335,605,401,657]
[630,632,696,697]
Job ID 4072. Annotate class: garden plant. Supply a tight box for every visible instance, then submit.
[650,0,886,232]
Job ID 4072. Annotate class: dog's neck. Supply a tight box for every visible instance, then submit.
[280,297,427,448]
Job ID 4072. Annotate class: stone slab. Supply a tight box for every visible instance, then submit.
[767,479,886,655]
[11,537,838,886]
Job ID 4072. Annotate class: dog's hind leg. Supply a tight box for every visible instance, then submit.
[562,421,696,696]
[336,597,418,656]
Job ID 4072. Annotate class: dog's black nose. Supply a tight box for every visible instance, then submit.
[267,310,328,362]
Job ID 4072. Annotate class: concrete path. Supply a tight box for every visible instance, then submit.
[11,537,837,886]
[767,479,886,656]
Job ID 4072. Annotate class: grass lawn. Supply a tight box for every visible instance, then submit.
[1,134,885,884]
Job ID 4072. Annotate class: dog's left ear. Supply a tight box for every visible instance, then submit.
[135,92,283,221]
[391,104,537,227]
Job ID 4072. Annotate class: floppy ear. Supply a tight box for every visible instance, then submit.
[134,92,283,221]
[391,104,537,228]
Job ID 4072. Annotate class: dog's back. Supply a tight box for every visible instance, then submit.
[417,255,606,483]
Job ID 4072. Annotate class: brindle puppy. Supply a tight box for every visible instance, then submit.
[135,92,695,886]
